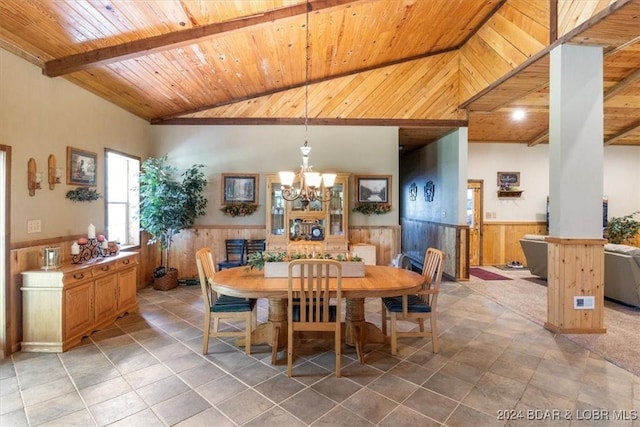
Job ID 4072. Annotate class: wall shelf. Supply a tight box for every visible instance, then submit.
[497,190,523,198]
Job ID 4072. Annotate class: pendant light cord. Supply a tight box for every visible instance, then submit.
[304,0,309,147]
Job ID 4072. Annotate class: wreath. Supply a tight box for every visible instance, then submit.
[66,187,102,202]
[220,203,258,217]
[352,203,392,215]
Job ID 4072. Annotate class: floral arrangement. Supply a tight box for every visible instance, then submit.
[221,203,258,217]
[245,251,362,272]
[66,187,102,202]
[352,203,391,215]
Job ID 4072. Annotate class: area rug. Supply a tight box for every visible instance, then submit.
[466,268,640,377]
[493,264,528,271]
[469,267,511,281]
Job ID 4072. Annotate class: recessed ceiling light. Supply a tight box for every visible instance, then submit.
[512,109,526,121]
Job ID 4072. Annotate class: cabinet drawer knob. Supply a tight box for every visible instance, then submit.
[101,266,110,271]
[123,259,130,265]
[73,273,85,280]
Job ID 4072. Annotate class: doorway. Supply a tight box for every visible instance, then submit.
[467,180,483,266]
[0,145,9,358]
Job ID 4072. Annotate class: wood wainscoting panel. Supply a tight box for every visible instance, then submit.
[545,237,606,334]
[400,218,467,281]
[348,226,400,267]
[482,222,548,266]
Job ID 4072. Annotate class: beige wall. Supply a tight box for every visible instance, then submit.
[468,143,640,222]
[149,124,400,227]
[0,49,151,243]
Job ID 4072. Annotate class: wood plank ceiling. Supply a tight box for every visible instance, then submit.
[1,0,639,149]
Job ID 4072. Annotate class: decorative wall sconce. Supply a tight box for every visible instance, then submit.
[48,154,62,190]
[28,158,42,196]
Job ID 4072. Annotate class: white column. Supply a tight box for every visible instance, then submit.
[548,44,604,238]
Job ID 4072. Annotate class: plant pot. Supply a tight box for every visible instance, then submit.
[154,268,179,291]
[264,261,365,278]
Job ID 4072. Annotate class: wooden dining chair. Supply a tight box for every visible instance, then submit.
[196,247,257,355]
[286,241,325,258]
[217,239,246,270]
[381,247,445,355]
[287,259,343,377]
[245,239,266,260]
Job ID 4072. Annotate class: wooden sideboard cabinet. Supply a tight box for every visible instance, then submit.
[20,252,139,352]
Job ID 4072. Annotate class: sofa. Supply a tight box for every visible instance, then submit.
[520,235,640,307]
[520,234,548,279]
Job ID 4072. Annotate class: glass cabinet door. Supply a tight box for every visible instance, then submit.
[269,182,285,237]
[328,181,345,237]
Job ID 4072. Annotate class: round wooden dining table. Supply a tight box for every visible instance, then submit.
[210,265,424,364]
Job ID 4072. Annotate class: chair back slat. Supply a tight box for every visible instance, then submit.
[225,239,246,263]
[245,239,266,257]
[288,259,341,324]
[419,248,445,307]
[195,247,217,308]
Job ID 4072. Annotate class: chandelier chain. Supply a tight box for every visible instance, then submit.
[304,0,310,147]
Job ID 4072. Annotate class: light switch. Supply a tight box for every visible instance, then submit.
[27,219,41,234]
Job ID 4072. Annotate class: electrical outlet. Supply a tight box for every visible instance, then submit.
[27,219,41,234]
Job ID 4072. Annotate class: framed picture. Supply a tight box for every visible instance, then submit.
[355,175,391,204]
[67,147,97,186]
[221,173,259,204]
[497,171,520,187]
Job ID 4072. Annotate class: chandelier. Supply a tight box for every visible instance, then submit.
[278,0,336,207]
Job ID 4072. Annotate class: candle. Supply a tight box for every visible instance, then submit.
[102,240,109,249]
[87,224,95,239]
[71,242,80,255]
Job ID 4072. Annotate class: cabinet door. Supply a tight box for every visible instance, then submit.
[327,178,346,238]
[267,175,286,238]
[117,266,138,312]
[64,281,94,340]
[94,274,118,320]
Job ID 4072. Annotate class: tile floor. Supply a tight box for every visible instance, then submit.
[1,278,639,426]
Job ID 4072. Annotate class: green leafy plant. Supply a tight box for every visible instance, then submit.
[139,155,208,272]
[352,203,392,215]
[66,187,102,202]
[245,250,363,271]
[606,211,640,244]
[245,251,286,271]
[221,203,258,217]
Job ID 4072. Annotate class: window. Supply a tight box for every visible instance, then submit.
[105,149,140,247]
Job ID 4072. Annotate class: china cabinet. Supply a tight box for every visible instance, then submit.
[265,173,349,255]
[21,252,139,352]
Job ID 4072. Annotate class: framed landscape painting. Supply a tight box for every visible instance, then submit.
[355,175,391,204]
[221,173,259,204]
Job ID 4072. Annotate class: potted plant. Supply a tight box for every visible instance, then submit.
[139,155,208,290]
[606,211,640,245]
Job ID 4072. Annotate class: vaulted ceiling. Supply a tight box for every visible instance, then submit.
[1,0,639,149]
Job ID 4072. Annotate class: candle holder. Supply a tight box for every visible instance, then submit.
[71,238,119,264]
[42,247,61,270]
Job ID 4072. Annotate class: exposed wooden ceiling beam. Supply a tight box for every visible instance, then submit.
[604,68,640,100]
[459,0,636,111]
[43,0,364,77]
[528,130,548,146]
[604,120,640,145]
[151,117,468,127]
